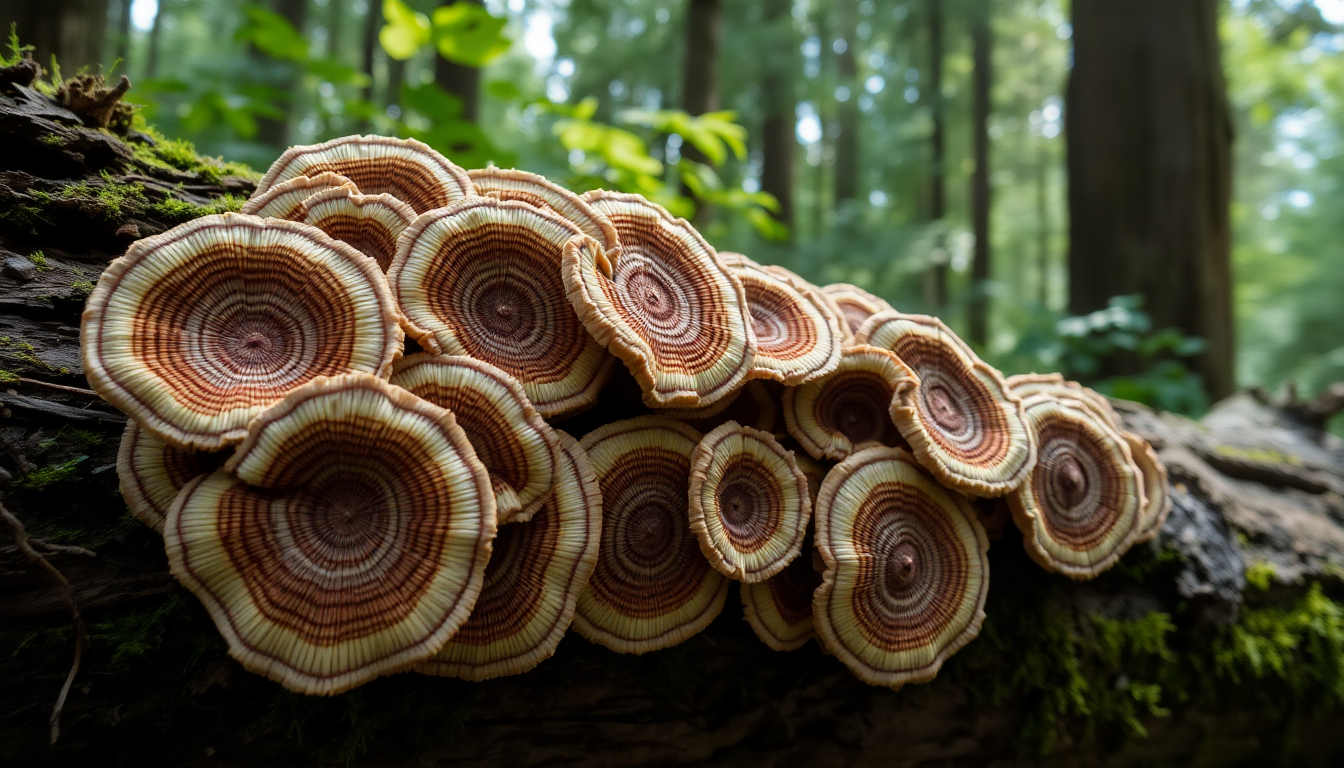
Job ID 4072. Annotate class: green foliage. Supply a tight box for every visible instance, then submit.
[15,456,87,491]
[130,127,259,183]
[26,251,50,271]
[379,0,511,67]
[2,22,33,67]
[1213,583,1344,710]
[89,594,190,666]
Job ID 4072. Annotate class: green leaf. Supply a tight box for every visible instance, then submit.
[380,0,431,61]
[486,79,523,101]
[431,2,511,67]
[237,5,308,62]
[305,57,370,87]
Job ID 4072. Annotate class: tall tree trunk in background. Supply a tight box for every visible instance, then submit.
[758,0,795,236]
[967,0,992,347]
[146,0,165,78]
[328,0,343,59]
[434,0,483,123]
[832,0,859,205]
[114,0,132,71]
[359,0,380,131]
[1067,0,1234,399]
[0,0,109,73]
[924,0,948,311]
[255,0,308,150]
[679,0,723,216]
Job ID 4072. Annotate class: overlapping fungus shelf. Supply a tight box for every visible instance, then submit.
[661,379,778,435]
[720,253,843,386]
[689,421,811,582]
[117,419,229,532]
[859,311,1036,498]
[1005,372,1121,430]
[296,187,416,271]
[813,447,990,689]
[164,374,496,696]
[240,172,357,220]
[566,191,756,409]
[390,353,559,523]
[1123,432,1171,544]
[418,432,602,681]
[391,197,615,419]
[1007,395,1145,579]
[572,416,728,653]
[783,345,917,461]
[254,135,474,214]
[820,282,895,340]
[741,534,823,651]
[469,167,623,258]
[80,213,404,450]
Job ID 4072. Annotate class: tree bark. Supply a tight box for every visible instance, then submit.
[113,0,132,72]
[832,0,859,205]
[433,0,483,123]
[679,0,723,214]
[0,0,109,74]
[254,0,308,150]
[145,0,164,79]
[967,0,992,346]
[1067,0,1235,399]
[924,0,948,312]
[758,0,795,234]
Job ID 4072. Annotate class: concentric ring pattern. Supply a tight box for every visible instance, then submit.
[164,374,496,696]
[860,312,1035,497]
[783,345,917,461]
[1007,397,1144,579]
[741,536,822,651]
[80,213,404,451]
[566,191,755,409]
[254,135,474,214]
[117,419,229,532]
[298,187,416,272]
[1123,432,1170,544]
[1005,372,1121,430]
[469,167,622,258]
[391,197,615,419]
[720,253,843,386]
[390,353,559,523]
[689,421,811,582]
[241,172,357,221]
[820,282,894,340]
[418,431,602,681]
[813,446,990,688]
[573,416,728,653]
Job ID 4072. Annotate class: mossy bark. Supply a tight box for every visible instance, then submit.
[1,76,1342,768]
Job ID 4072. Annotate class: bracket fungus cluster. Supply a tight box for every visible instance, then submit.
[80,134,1166,695]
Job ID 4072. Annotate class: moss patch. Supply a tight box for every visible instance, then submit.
[15,456,86,491]
[0,335,70,375]
[149,193,247,224]
[130,127,260,184]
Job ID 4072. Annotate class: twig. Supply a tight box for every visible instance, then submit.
[17,378,99,398]
[0,502,86,744]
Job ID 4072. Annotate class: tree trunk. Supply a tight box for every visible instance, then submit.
[924,0,948,312]
[758,0,795,235]
[113,0,132,72]
[0,0,109,74]
[433,0,483,123]
[832,0,859,205]
[967,0,992,347]
[145,0,164,79]
[1067,0,1235,399]
[358,0,380,131]
[255,0,308,150]
[679,0,723,214]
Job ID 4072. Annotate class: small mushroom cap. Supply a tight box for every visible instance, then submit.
[719,253,844,386]
[661,379,778,434]
[566,191,756,409]
[813,446,990,689]
[164,374,496,696]
[820,283,895,340]
[254,135,474,214]
[417,431,602,681]
[1121,431,1170,544]
[860,312,1036,498]
[391,197,616,419]
[391,353,559,524]
[297,187,417,272]
[741,536,822,651]
[117,419,228,532]
[783,345,918,462]
[469,167,622,258]
[81,213,404,451]
[689,421,812,582]
[241,172,357,220]
[1007,396,1145,579]
[572,416,728,653]
[1005,373,1120,430]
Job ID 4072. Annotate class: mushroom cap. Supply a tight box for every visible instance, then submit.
[566,191,756,409]
[297,187,417,272]
[689,421,812,582]
[782,345,918,462]
[820,283,895,339]
[254,135,474,214]
[390,197,616,419]
[860,312,1036,497]
[1007,396,1145,579]
[741,536,822,651]
[1121,431,1170,544]
[813,446,990,688]
[662,379,778,434]
[469,167,622,258]
[240,172,357,220]
[117,419,228,532]
[391,353,559,523]
[572,416,728,653]
[164,374,496,696]
[81,213,404,451]
[1005,373,1120,430]
[719,253,844,386]
[417,431,602,681]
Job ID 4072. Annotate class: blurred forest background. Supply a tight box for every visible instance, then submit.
[3,0,1342,429]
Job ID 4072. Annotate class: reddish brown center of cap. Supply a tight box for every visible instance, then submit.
[926,384,966,433]
[479,284,533,339]
[626,266,676,322]
[1052,455,1088,508]
[885,542,919,592]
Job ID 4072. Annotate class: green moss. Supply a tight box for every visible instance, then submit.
[15,456,86,490]
[89,594,190,666]
[27,250,51,271]
[70,279,95,297]
[56,173,149,221]
[131,127,260,184]
[1246,561,1278,591]
[0,335,69,374]
[1213,583,1344,709]
[39,133,63,147]
[0,369,18,383]
[0,191,53,234]
[149,192,248,224]
[38,428,104,451]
